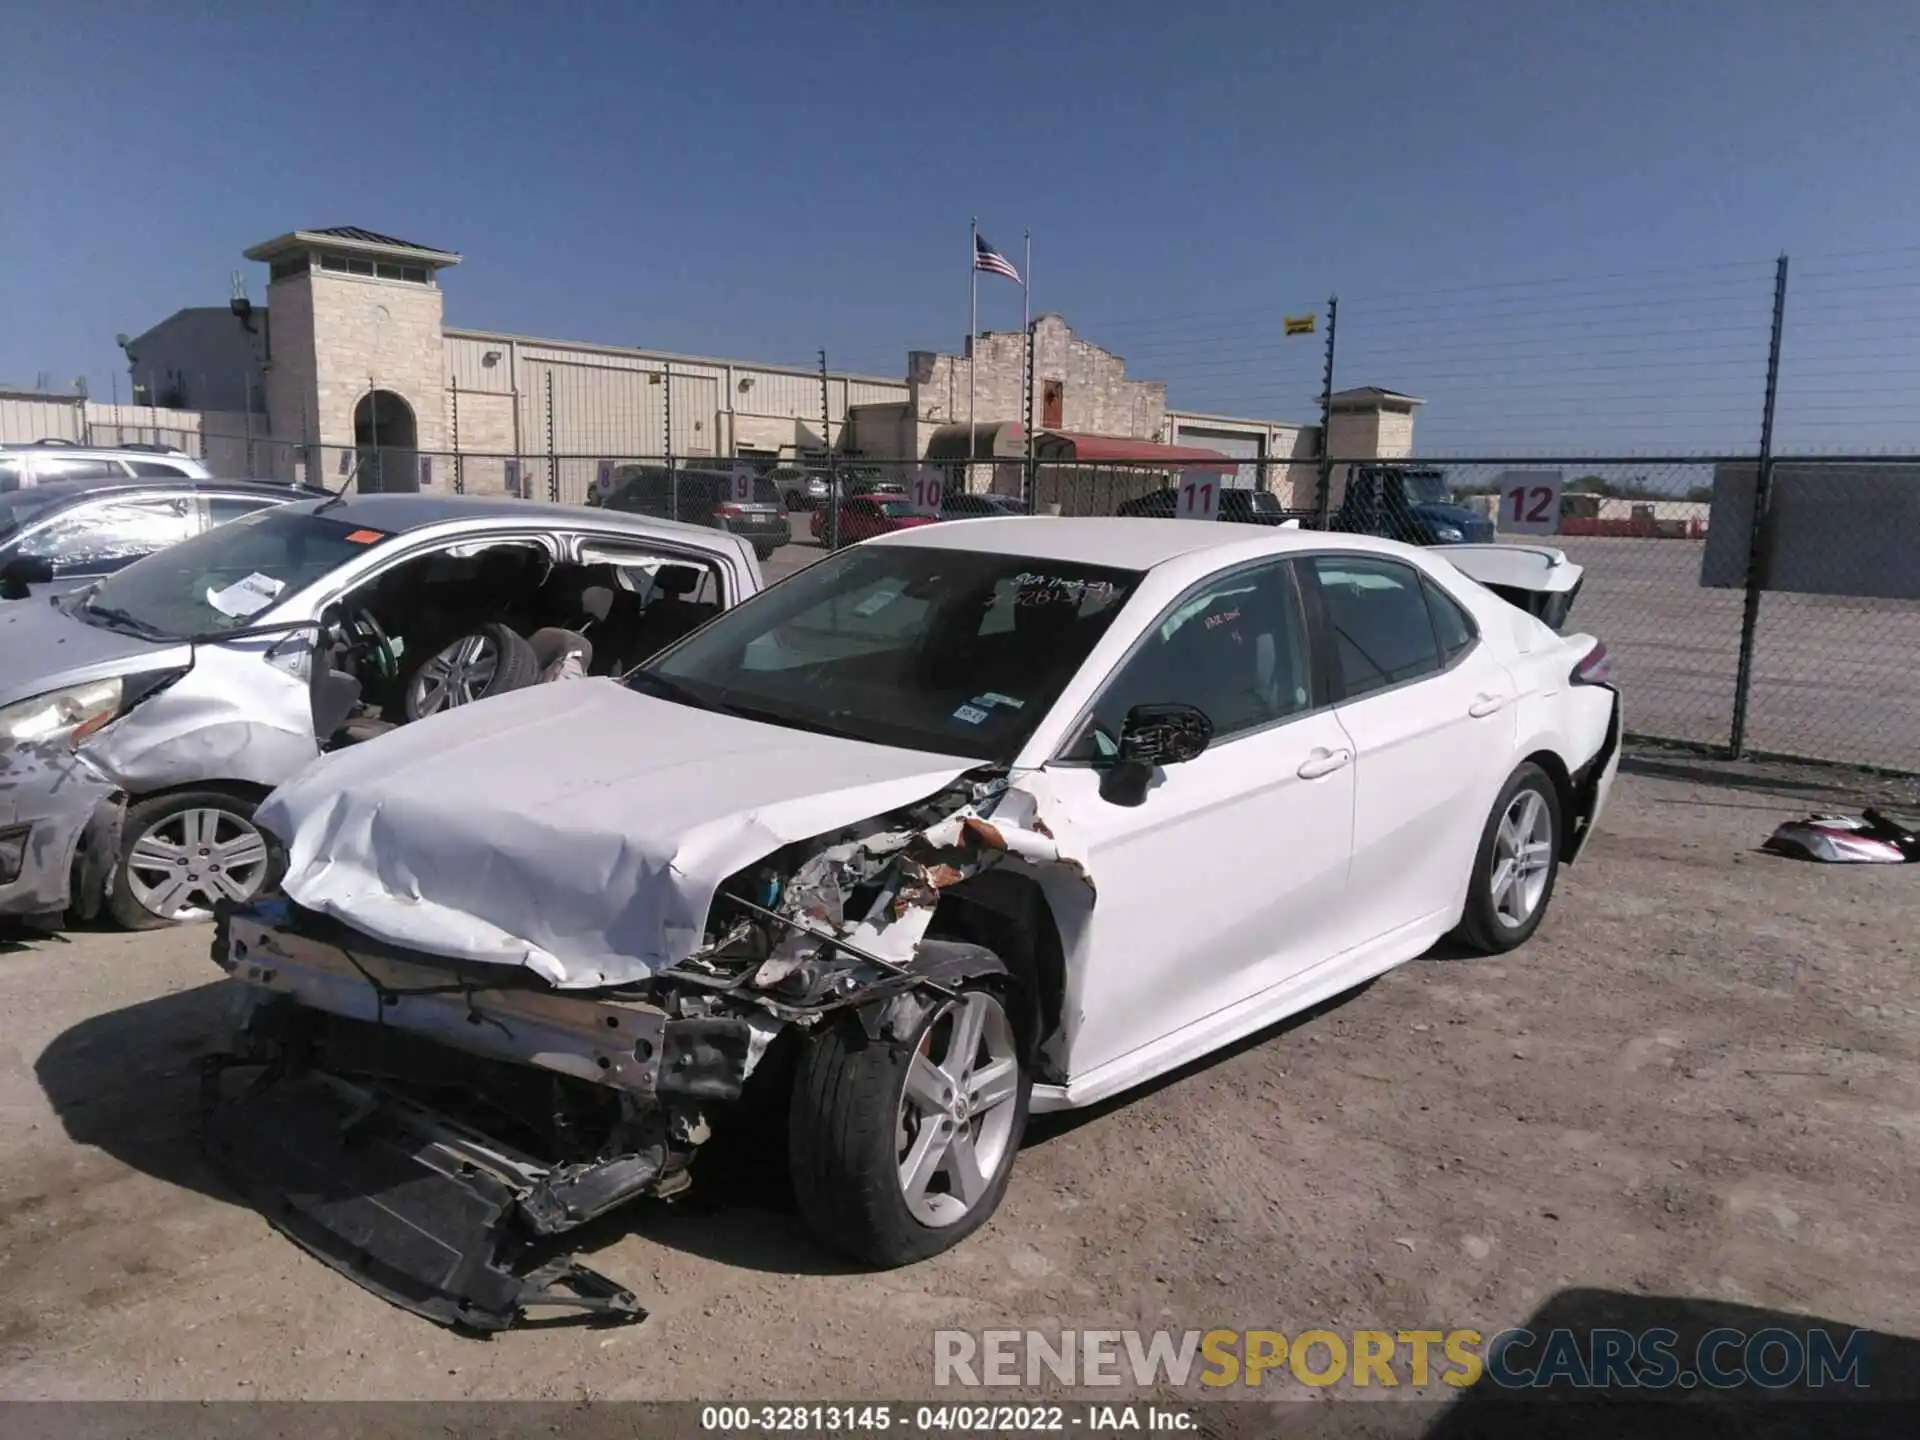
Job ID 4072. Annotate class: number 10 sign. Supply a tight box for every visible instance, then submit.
[1498,471,1563,536]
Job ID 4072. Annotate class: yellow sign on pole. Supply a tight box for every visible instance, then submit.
[1284,314,1317,336]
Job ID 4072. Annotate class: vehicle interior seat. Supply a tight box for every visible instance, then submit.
[621,564,714,663]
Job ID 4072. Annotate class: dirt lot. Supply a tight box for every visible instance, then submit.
[0,752,1915,1406]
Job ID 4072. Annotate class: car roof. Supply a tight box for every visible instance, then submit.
[0,443,201,460]
[866,515,1430,569]
[281,490,738,541]
[0,477,324,507]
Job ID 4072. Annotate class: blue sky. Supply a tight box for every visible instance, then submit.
[6,1,1920,453]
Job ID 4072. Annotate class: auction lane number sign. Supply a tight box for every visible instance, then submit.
[1498,470,1563,536]
[909,467,944,512]
[1175,472,1222,522]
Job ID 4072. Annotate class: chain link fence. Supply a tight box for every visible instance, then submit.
[22,250,1917,774]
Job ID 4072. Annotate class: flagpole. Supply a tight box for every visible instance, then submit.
[1022,228,1032,420]
[1023,228,1034,509]
[968,216,978,494]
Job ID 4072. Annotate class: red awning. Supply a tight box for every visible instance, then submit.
[1035,432,1234,465]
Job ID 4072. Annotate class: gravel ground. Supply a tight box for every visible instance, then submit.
[0,754,1915,1407]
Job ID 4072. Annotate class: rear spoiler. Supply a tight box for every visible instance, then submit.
[1440,544,1585,630]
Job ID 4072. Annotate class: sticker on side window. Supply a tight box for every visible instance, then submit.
[205,572,286,618]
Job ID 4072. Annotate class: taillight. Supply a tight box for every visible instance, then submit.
[1571,640,1612,685]
[714,503,744,518]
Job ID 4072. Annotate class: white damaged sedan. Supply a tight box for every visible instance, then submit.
[203,517,1619,1329]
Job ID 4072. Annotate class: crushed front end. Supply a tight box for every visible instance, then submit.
[202,767,1083,1332]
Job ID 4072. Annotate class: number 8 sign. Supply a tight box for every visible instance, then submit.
[1498,470,1562,536]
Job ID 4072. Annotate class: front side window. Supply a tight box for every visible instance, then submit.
[635,545,1142,760]
[73,506,390,639]
[1064,557,1313,760]
[19,496,196,574]
[1312,555,1443,698]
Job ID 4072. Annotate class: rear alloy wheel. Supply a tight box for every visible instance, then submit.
[1453,761,1563,954]
[109,791,277,930]
[402,622,541,721]
[790,981,1028,1266]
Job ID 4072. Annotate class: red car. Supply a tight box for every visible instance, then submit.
[811,495,941,544]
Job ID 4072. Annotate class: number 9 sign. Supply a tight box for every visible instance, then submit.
[1498,470,1562,536]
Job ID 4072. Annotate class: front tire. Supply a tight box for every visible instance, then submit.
[1454,761,1562,954]
[108,790,278,930]
[789,982,1028,1266]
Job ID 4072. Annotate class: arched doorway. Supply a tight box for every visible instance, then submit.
[352,389,419,493]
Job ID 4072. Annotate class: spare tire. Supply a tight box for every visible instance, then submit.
[401,622,541,722]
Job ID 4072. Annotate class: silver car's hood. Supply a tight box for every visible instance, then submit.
[0,596,192,708]
[258,678,981,988]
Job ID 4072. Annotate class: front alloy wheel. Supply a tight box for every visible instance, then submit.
[790,970,1029,1266]
[896,992,1023,1227]
[109,792,276,929]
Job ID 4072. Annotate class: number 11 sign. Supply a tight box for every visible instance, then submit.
[1175,472,1221,522]
[1498,471,1563,536]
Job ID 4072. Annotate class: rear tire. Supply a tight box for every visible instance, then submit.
[108,789,279,930]
[1453,761,1563,955]
[789,980,1028,1267]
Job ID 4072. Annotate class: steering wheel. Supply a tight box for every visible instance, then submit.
[342,608,399,682]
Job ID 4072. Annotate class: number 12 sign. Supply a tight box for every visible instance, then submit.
[1175,472,1221,522]
[1499,470,1563,536]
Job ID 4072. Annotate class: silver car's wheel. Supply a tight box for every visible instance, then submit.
[1490,787,1555,928]
[407,631,501,716]
[123,806,270,923]
[895,991,1022,1228]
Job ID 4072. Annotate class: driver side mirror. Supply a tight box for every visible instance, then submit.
[0,555,55,600]
[1098,703,1215,808]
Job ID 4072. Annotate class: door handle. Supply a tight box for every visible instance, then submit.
[1297,747,1353,780]
[1469,694,1508,718]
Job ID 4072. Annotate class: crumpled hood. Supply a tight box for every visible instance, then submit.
[0,595,191,708]
[257,678,981,988]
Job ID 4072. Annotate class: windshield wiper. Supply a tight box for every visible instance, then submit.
[79,602,174,641]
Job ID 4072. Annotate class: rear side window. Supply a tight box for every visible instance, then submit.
[1423,577,1478,662]
[0,459,21,492]
[129,460,195,478]
[32,458,122,482]
[1311,555,1443,698]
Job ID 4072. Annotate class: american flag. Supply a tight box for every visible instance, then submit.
[975,233,1022,284]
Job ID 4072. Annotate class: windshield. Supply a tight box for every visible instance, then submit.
[75,506,390,639]
[634,545,1144,760]
[1405,472,1454,505]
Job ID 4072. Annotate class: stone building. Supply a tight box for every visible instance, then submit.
[110,225,1420,504]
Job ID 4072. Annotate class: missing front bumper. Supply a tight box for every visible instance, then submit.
[200,1054,648,1332]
